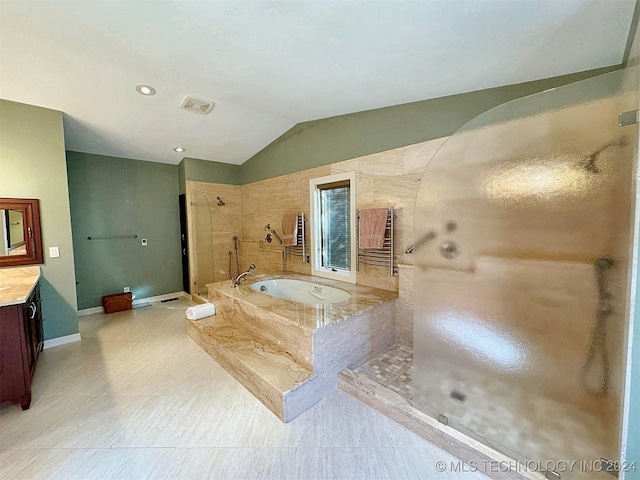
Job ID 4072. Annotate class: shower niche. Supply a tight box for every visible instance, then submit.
[412,68,637,479]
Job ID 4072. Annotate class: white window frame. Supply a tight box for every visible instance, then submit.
[309,171,357,284]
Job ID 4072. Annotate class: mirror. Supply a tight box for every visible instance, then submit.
[0,198,43,267]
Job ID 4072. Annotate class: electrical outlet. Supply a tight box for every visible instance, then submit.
[141,238,148,246]
[49,246,60,258]
[124,287,130,293]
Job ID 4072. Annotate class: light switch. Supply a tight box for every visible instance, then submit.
[141,238,148,246]
[49,246,60,258]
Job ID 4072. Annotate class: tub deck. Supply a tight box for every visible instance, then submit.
[186,274,397,422]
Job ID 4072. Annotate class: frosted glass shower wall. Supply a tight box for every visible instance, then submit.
[190,190,214,298]
[413,68,637,479]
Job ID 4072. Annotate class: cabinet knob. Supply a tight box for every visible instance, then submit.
[28,303,37,320]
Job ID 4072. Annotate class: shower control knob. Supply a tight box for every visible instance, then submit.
[439,240,459,259]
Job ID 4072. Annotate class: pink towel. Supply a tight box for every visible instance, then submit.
[359,208,388,249]
[282,213,299,246]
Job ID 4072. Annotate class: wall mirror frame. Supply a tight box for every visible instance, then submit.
[0,198,44,267]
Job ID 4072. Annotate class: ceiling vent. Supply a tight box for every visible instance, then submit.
[180,95,215,115]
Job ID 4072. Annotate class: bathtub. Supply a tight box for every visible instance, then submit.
[186,273,398,422]
[250,278,351,305]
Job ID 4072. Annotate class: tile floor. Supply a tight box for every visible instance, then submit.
[0,299,488,480]
[355,344,414,401]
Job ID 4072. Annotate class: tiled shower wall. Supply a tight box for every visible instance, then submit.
[186,136,448,346]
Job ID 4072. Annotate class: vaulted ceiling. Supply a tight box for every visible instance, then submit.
[0,0,636,165]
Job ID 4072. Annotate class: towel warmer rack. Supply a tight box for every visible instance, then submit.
[87,234,138,240]
[357,207,397,276]
[284,212,309,263]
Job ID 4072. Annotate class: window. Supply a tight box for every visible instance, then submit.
[310,171,357,283]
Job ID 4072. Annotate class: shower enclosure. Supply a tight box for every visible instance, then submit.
[413,68,637,479]
[190,190,214,300]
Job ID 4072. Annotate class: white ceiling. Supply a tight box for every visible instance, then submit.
[0,0,635,166]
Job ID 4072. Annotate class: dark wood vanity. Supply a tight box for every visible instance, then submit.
[0,275,43,410]
[0,198,45,410]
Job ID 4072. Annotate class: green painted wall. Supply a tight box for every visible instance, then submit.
[183,157,241,185]
[0,99,78,340]
[66,151,182,309]
[239,65,620,184]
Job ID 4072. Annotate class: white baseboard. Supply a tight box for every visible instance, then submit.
[43,333,81,349]
[134,291,185,306]
[77,291,186,316]
[77,306,103,316]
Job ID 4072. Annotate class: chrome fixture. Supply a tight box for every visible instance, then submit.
[264,224,283,244]
[577,137,627,174]
[283,212,309,263]
[228,236,240,280]
[231,263,256,288]
[439,240,459,259]
[216,196,225,206]
[404,230,438,254]
[356,207,397,277]
[618,110,639,126]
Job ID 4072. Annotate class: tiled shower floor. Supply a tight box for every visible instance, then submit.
[356,344,415,401]
[354,344,618,480]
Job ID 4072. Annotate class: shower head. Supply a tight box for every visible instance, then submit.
[216,196,225,206]
[247,263,256,272]
[595,256,615,270]
[578,137,628,174]
[233,236,238,241]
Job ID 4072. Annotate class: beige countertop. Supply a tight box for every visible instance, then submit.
[0,266,41,307]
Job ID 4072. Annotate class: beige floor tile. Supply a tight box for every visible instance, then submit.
[0,298,489,479]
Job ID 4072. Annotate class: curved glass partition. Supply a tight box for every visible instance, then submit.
[413,68,637,478]
[191,190,214,299]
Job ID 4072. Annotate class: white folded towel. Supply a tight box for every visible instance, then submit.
[185,303,216,320]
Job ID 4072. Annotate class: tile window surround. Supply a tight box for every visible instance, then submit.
[186,136,447,346]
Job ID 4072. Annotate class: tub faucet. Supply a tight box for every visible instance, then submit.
[231,264,256,288]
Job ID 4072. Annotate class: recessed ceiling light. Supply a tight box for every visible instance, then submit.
[135,84,156,96]
[173,147,185,153]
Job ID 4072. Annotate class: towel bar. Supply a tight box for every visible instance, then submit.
[284,213,308,263]
[357,207,397,276]
[87,234,138,240]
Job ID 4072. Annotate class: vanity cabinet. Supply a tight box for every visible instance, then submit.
[0,284,43,410]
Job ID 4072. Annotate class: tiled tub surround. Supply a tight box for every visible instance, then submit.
[186,136,448,346]
[186,274,397,422]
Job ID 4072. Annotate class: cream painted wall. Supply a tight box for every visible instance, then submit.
[0,99,78,340]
